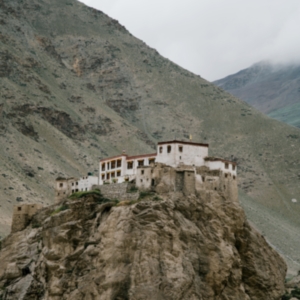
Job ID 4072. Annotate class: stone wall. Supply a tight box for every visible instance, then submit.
[11,203,43,233]
[93,183,139,201]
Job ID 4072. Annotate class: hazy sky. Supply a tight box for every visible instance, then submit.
[79,0,300,81]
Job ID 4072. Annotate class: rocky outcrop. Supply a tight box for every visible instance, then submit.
[0,190,286,299]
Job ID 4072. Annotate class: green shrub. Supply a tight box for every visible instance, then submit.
[291,287,300,298]
[281,293,292,300]
[32,222,42,228]
[128,186,138,193]
[68,190,102,199]
[139,191,154,200]
[153,196,162,201]
[51,204,69,216]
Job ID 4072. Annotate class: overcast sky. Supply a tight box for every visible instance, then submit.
[79,0,300,81]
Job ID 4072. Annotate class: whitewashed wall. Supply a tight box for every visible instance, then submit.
[156,143,208,167]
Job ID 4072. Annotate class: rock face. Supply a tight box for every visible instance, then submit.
[0,190,286,299]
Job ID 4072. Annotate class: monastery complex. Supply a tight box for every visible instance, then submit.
[55,140,237,202]
[12,140,238,232]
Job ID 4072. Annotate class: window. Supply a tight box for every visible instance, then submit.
[141,170,144,175]
[149,158,155,165]
[59,183,63,188]
[101,174,105,180]
[225,163,229,169]
[179,146,183,152]
[152,179,155,186]
[225,173,228,178]
[111,160,116,169]
[107,173,110,180]
[179,156,182,160]
[102,163,105,171]
[117,171,121,177]
[117,160,122,168]
[76,182,78,186]
[75,189,78,192]
[107,162,110,170]
[72,182,74,186]
[127,161,133,169]
[202,176,205,182]
[233,175,236,180]
[159,146,163,153]
[57,193,60,196]
[72,190,75,193]
[167,145,172,153]
[140,179,143,182]
[85,188,87,191]
[138,160,144,166]
[232,164,236,171]
[111,172,115,178]
[18,207,21,211]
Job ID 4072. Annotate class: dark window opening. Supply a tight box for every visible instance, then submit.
[152,179,155,186]
[179,146,183,152]
[85,188,87,191]
[102,174,105,180]
[117,171,121,177]
[18,207,21,211]
[76,182,78,186]
[202,176,205,182]
[179,156,182,160]
[102,163,106,171]
[159,146,163,153]
[225,173,228,178]
[140,179,143,182]
[59,183,63,188]
[107,173,110,180]
[214,187,217,190]
[117,160,122,168]
[225,163,229,169]
[111,160,116,169]
[72,190,75,193]
[167,145,172,153]
[75,189,78,192]
[138,160,144,166]
[233,175,236,180]
[141,170,144,175]
[111,172,115,178]
[127,161,133,169]
[232,165,236,171]
[72,182,74,186]
[149,158,155,165]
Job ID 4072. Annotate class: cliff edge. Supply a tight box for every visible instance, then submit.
[0,189,286,299]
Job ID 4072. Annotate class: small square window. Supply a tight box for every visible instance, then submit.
[225,163,229,169]
[141,170,144,175]
[117,171,121,177]
[138,160,144,166]
[18,207,21,211]
[167,145,172,153]
[179,146,183,152]
[59,183,63,187]
[127,161,133,169]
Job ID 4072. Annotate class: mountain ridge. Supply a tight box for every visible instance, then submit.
[1,0,300,272]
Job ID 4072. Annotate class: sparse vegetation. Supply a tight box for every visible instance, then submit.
[139,191,154,200]
[51,204,69,216]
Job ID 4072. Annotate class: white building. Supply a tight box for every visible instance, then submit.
[99,153,156,185]
[156,140,209,167]
[98,140,236,185]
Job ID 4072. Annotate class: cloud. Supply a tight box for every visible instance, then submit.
[79,0,300,81]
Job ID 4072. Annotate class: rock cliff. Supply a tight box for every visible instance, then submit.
[0,190,286,299]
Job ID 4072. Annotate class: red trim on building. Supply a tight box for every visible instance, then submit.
[157,140,209,147]
[100,153,157,162]
[204,157,237,165]
[100,154,127,163]
[126,153,157,160]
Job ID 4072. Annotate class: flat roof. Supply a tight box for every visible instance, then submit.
[100,154,127,162]
[157,140,209,147]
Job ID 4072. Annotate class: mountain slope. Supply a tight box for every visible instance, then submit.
[1,0,300,271]
[213,61,300,127]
